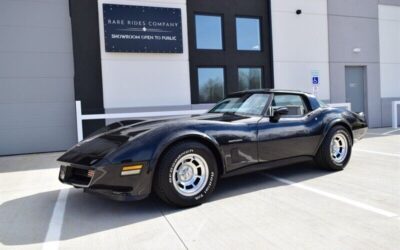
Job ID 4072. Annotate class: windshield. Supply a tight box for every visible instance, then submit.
[209,93,270,116]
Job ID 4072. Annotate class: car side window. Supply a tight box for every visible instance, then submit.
[272,94,308,117]
[236,93,269,116]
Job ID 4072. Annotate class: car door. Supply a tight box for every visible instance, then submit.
[217,115,261,172]
[257,93,321,162]
[207,93,270,172]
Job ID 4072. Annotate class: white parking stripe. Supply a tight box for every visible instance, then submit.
[354,149,400,158]
[366,132,386,135]
[42,188,70,250]
[263,173,398,218]
[382,129,400,135]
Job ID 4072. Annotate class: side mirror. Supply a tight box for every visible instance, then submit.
[270,107,289,122]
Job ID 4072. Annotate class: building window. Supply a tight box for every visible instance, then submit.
[195,15,223,50]
[198,67,225,103]
[238,67,262,90]
[236,17,261,51]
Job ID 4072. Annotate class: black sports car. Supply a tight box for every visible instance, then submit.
[58,90,367,207]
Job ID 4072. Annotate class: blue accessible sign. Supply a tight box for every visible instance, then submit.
[311,70,320,85]
[312,76,319,85]
[311,70,320,97]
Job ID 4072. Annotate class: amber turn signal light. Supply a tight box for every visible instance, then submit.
[121,164,143,176]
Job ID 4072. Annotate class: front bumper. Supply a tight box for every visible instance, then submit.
[58,162,153,201]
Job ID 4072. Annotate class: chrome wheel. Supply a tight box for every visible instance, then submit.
[172,153,209,197]
[330,132,348,164]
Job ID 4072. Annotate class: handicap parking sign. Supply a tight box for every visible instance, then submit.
[311,70,320,85]
[312,76,319,85]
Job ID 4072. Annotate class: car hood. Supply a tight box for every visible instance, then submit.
[58,113,249,166]
[108,112,249,135]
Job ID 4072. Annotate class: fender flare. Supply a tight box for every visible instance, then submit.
[148,130,225,175]
[314,118,353,155]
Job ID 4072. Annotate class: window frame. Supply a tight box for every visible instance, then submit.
[235,15,263,52]
[266,93,311,118]
[237,66,264,91]
[196,66,226,104]
[187,0,275,105]
[194,13,225,51]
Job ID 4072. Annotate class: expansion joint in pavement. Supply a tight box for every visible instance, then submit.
[160,209,189,250]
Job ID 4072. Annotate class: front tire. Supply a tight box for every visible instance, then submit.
[315,126,352,171]
[154,141,218,207]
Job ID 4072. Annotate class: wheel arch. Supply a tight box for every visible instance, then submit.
[149,132,226,178]
[315,119,353,154]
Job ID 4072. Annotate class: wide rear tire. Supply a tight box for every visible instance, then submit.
[154,141,218,207]
[315,126,352,171]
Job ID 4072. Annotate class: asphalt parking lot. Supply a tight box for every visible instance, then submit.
[0,128,399,250]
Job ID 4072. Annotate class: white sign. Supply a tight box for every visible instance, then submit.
[311,70,320,96]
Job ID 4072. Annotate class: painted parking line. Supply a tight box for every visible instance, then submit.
[382,128,400,135]
[42,188,70,250]
[353,149,400,158]
[365,133,394,136]
[366,129,400,136]
[366,132,388,136]
[263,173,398,219]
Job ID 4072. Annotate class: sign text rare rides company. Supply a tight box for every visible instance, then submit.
[103,4,183,53]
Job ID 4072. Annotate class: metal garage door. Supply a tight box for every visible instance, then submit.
[0,0,76,155]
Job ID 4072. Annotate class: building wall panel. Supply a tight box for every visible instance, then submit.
[271,0,330,100]
[328,0,382,127]
[0,0,76,155]
[379,5,400,98]
[97,0,191,109]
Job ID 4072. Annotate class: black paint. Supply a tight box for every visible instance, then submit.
[58,90,368,201]
[69,0,105,138]
[103,4,183,53]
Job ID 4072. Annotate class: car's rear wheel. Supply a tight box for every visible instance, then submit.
[154,141,218,207]
[315,125,352,171]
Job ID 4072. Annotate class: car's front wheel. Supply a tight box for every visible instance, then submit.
[315,125,352,171]
[154,141,218,207]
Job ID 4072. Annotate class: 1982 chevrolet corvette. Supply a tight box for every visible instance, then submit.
[58,90,367,207]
